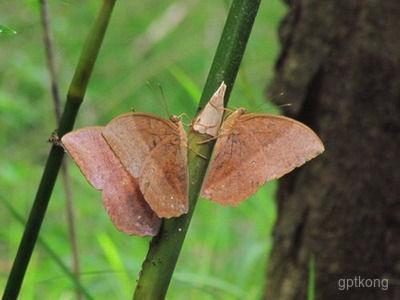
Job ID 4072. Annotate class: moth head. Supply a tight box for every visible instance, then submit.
[169,115,181,124]
[237,107,247,115]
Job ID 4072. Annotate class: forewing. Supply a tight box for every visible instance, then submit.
[200,123,267,206]
[61,127,114,190]
[242,114,324,181]
[202,114,324,205]
[103,113,188,218]
[61,127,161,236]
[139,137,188,217]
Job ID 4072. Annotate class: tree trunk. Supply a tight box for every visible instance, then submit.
[264,1,400,299]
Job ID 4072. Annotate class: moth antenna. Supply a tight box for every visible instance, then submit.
[279,103,292,108]
[158,83,171,118]
[252,91,286,111]
[269,91,285,102]
[146,81,160,107]
[146,81,170,116]
[145,81,152,95]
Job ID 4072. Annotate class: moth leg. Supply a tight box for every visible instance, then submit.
[196,133,228,145]
[48,130,65,149]
[187,145,208,160]
[196,136,218,145]
[204,99,235,114]
[49,130,70,153]
[194,123,218,130]
[176,112,192,127]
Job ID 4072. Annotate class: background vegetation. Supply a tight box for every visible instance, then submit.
[1,1,286,298]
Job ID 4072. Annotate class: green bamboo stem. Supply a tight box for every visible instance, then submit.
[2,1,116,299]
[133,0,261,298]
[39,1,82,299]
[2,200,94,300]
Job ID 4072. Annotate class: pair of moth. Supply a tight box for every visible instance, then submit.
[61,82,324,236]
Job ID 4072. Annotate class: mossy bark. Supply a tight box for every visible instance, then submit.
[264,1,400,299]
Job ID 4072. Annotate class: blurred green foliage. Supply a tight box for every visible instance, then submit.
[0,0,286,299]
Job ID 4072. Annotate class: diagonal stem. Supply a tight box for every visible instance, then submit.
[2,200,94,300]
[38,1,82,299]
[133,0,261,298]
[2,1,117,299]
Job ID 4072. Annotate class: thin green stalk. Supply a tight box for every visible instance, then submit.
[133,0,261,298]
[307,255,316,300]
[39,1,82,299]
[2,1,116,299]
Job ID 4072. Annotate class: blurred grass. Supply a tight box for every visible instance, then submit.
[0,0,286,298]
[307,255,316,300]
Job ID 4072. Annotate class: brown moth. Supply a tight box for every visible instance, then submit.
[61,127,161,236]
[193,82,226,137]
[201,108,325,205]
[102,112,188,218]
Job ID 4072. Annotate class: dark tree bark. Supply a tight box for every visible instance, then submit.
[264,1,400,299]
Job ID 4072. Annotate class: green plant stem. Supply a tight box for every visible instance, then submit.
[2,1,116,299]
[39,1,82,299]
[133,0,261,298]
[2,200,94,300]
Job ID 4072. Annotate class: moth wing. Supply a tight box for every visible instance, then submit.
[103,113,188,218]
[61,127,161,236]
[193,82,226,137]
[201,114,324,205]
